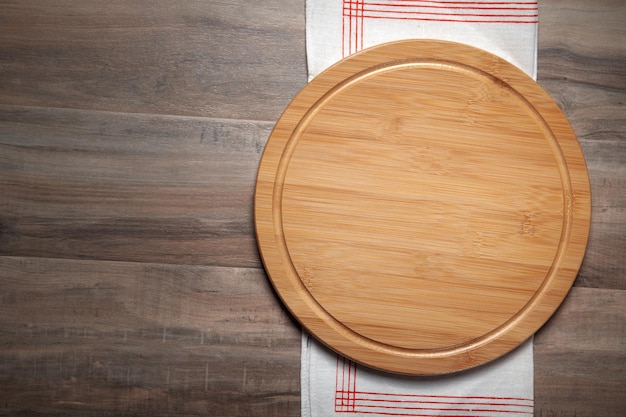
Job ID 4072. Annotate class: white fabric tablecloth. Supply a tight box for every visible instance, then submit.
[303,2,539,416]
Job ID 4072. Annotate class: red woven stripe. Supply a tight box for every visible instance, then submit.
[351,391,534,402]
[346,0,537,8]
[344,7,537,17]
[343,13,537,23]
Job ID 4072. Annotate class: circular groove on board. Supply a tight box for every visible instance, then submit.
[254,40,590,374]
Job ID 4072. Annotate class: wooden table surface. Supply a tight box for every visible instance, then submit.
[0,1,624,416]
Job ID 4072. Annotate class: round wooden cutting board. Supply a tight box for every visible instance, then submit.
[254,40,591,375]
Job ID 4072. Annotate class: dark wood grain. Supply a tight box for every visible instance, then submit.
[538,0,626,291]
[0,105,270,267]
[0,103,624,286]
[0,0,624,415]
[0,256,300,415]
[576,136,626,290]
[0,0,307,121]
[535,287,626,417]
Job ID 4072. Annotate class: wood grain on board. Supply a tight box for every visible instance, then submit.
[255,39,591,375]
[0,0,624,415]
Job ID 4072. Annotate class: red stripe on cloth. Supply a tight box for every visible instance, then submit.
[356,0,537,8]
[342,0,537,57]
[345,6,538,17]
[354,391,535,402]
[334,359,533,415]
[355,398,534,408]
[353,402,533,412]
[360,0,365,50]
[343,0,366,56]
[343,2,538,21]
[355,15,537,23]
[345,12,538,24]
[346,412,529,417]
[335,355,360,412]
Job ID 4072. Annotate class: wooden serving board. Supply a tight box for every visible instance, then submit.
[254,40,591,375]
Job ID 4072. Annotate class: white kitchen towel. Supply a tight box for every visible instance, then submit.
[303,1,539,416]
[306,0,538,80]
[302,334,534,417]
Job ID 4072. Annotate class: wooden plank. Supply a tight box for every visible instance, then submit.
[0,105,271,267]
[0,105,624,287]
[0,256,301,415]
[534,287,626,417]
[537,1,626,290]
[1,257,622,416]
[538,0,626,92]
[535,7,626,410]
[577,135,626,290]
[0,0,307,121]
